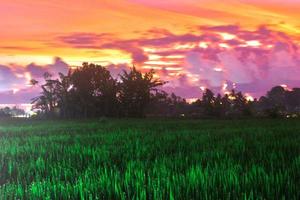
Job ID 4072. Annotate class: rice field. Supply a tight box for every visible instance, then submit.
[0,119,299,199]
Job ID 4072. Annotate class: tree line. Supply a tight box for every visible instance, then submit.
[31,63,300,119]
[0,106,26,118]
[31,63,164,118]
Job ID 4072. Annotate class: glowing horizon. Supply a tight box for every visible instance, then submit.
[1,0,300,103]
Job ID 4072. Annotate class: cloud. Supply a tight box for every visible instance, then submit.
[25,57,68,79]
[2,24,300,103]
[102,42,149,64]
[0,87,40,104]
[57,33,114,48]
[0,57,70,103]
[0,65,27,91]
[105,63,130,78]
[137,25,300,98]
[200,24,240,33]
[47,57,69,75]
[57,25,300,99]
[0,58,133,104]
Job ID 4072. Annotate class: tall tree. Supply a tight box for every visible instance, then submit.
[227,90,249,116]
[119,67,165,117]
[264,86,286,117]
[201,89,216,117]
[214,94,224,117]
[31,72,59,117]
[54,72,74,118]
[71,63,119,118]
[285,88,300,113]
[267,86,286,108]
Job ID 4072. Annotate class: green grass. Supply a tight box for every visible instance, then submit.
[0,119,299,199]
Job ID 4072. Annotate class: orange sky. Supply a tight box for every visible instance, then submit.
[1,0,299,65]
[0,0,300,103]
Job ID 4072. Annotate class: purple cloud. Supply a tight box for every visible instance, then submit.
[2,24,300,103]
[0,57,70,104]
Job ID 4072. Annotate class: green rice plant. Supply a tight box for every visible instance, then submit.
[0,119,299,199]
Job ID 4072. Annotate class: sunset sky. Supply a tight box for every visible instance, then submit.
[1,0,300,104]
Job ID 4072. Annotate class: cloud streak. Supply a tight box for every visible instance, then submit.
[1,24,300,103]
[55,25,300,99]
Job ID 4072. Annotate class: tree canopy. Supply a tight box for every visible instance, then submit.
[31,63,300,119]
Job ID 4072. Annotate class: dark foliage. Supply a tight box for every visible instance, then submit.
[31,63,300,119]
[31,63,165,118]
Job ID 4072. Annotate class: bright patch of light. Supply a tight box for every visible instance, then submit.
[165,55,185,59]
[142,66,162,70]
[222,83,228,91]
[280,84,288,88]
[186,74,199,82]
[213,67,223,72]
[174,43,196,50]
[148,54,162,60]
[12,88,20,94]
[0,55,53,65]
[143,47,157,53]
[281,84,292,91]
[200,86,206,91]
[24,72,32,85]
[15,74,24,78]
[165,67,182,71]
[220,32,236,40]
[191,77,199,82]
[153,74,160,79]
[228,95,236,100]
[245,93,254,101]
[67,85,74,92]
[186,98,198,103]
[232,83,236,89]
[246,40,261,47]
[186,74,198,77]
[199,42,208,48]
[219,43,230,48]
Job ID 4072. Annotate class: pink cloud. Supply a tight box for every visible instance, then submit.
[0,87,40,104]
[2,25,300,103]
[0,57,69,103]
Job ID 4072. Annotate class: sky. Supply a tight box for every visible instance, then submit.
[1,0,300,104]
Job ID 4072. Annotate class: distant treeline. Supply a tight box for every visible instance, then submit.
[31,63,300,119]
[0,106,26,118]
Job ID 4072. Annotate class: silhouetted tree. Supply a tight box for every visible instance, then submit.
[214,94,224,117]
[54,72,74,118]
[30,62,300,119]
[147,91,190,117]
[201,89,216,117]
[31,72,59,117]
[119,67,165,117]
[226,90,249,117]
[0,107,11,118]
[147,90,171,117]
[195,89,252,118]
[71,63,119,118]
[259,86,286,118]
[285,88,300,113]
[267,86,286,107]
